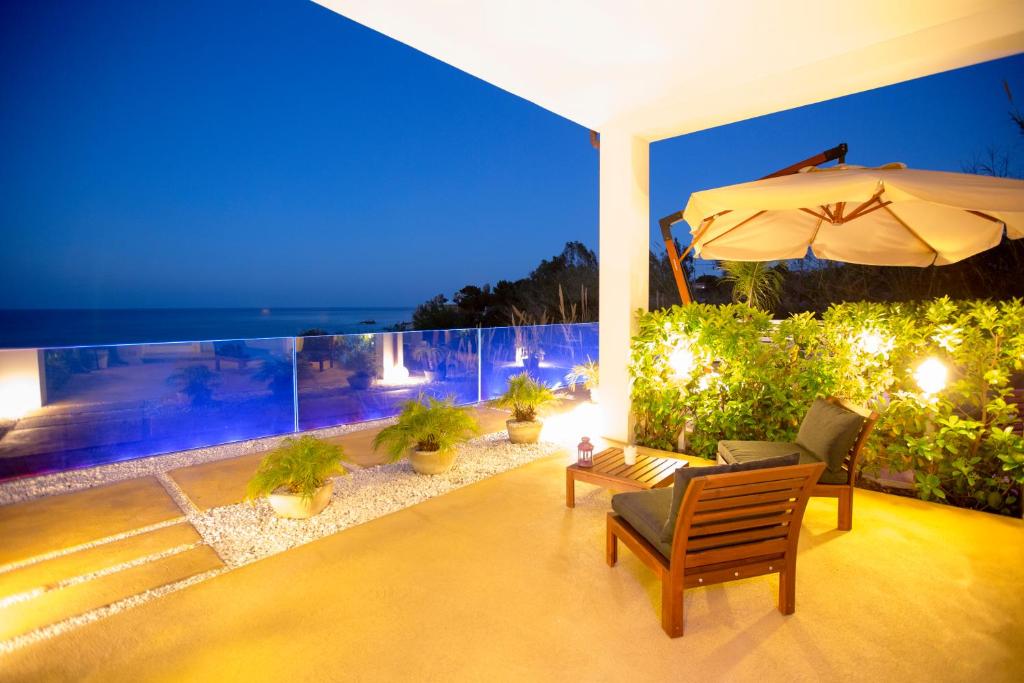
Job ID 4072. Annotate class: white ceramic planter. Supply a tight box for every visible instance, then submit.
[507,419,543,444]
[268,481,334,519]
[409,449,456,475]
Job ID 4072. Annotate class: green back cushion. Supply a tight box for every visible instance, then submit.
[660,452,799,543]
[795,399,866,476]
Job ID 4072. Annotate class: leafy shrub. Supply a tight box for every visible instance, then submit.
[495,372,558,422]
[630,298,1024,516]
[245,436,347,502]
[372,395,479,460]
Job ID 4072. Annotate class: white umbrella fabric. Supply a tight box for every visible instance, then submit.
[683,163,1024,266]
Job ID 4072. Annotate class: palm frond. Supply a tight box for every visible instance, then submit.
[245,436,347,502]
[372,395,480,461]
[720,260,788,312]
[494,372,558,421]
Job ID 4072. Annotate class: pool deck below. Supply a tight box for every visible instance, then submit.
[3,451,1022,682]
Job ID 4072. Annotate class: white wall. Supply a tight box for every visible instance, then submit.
[0,349,44,419]
[598,131,649,442]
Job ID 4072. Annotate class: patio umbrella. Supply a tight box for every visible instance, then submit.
[682,163,1024,266]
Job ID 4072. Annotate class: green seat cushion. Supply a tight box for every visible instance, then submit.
[718,440,849,485]
[717,440,804,463]
[660,452,799,543]
[796,399,866,480]
[611,487,675,559]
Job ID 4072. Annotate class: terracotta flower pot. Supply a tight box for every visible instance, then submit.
[409,449,456,475]
[268,481,334,519]
[507,419,543,444]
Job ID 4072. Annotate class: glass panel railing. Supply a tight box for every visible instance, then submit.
[0,337,296,480]
[0,323,598,480]
[480,322,599,400]
[295,329,480,430]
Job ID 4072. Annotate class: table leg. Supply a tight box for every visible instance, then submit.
[565,471,575,508]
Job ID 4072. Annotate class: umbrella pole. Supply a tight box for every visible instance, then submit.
[659,210,693,304]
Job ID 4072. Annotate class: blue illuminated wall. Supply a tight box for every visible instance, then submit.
[0,323,598,480]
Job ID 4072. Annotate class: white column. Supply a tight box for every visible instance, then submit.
[598,130,649,442]
[0,349,45,418]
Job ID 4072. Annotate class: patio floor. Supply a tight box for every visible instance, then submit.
[3,451,1021,681]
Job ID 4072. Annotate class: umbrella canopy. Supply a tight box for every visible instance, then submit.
[683,163,1024,266]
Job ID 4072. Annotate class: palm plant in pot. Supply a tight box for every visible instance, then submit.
[245,436,348,519]
[372,395,479,474]
[496,372,558,444]
[566,359,599,403]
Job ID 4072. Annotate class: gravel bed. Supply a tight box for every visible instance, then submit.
[0,417,397,506]
[173,432,563,568]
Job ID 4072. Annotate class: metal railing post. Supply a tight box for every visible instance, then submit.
[476,326,483,404]
[291,336,299,433]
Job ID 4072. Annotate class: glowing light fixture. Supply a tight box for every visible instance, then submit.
[0,378,40,419]
[855,330,891,356]
[668,344,696,381]
[914,357,948,395]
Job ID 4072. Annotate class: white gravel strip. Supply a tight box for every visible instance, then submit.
[0,417,397,506]
[187,432,563,568]
[0,430,565,655]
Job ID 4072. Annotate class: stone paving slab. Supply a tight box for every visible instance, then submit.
[0,523,202,600]
[0,477,184,567]
[0,545,223,641]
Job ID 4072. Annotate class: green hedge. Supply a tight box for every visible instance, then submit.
[629,298,1024,516]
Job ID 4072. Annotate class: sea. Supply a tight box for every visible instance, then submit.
[0,308,416,349]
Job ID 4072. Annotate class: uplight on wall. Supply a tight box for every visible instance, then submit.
[0,350,44,419]
[914,357,948,396]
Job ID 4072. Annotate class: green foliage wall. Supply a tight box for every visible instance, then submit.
[629,298,1024,516]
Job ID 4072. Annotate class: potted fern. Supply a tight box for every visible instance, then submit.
[245,436,348,519]
[372,395,479,474]
[566,359,599,403]
[496,372,558,444]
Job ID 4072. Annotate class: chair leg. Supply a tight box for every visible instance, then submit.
[837,487,853,531]
[661,575,685,638]
[778,561,796,615]
[606,522,618,567]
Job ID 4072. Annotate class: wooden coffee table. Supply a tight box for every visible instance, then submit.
[565,447,686,508]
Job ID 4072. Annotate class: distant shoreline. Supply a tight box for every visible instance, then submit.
[0,307,416,350]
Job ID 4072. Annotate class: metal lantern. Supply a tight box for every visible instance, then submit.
[577,436,594,468]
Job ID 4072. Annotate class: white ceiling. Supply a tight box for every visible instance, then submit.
[314,1,1024,142]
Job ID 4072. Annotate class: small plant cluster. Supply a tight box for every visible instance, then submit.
[565,359,599,391]
[495,372,558,422]
[373,395,479,459]
[630,298,1024,516]
[245,435,348,502]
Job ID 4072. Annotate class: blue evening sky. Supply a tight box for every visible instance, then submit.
[1,1,1021,308]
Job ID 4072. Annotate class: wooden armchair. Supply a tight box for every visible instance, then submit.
[607,461,825,638]
[718,397,879,530]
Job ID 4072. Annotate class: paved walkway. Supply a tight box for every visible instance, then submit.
[4,452,1022,681]
[0,404,518,648]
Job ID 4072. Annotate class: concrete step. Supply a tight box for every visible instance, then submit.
[0,523,202,601]
[0,545,224,641]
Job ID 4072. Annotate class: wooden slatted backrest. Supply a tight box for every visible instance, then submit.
[826,396,879,486]
[668,462,826,573]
